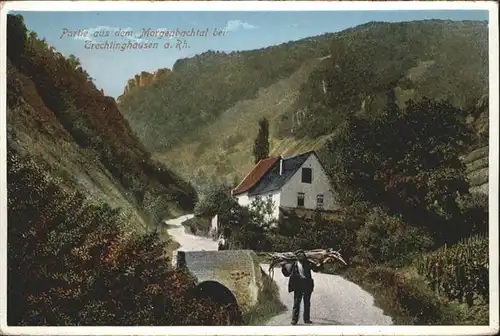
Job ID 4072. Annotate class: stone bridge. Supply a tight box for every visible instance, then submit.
[174,250,264,321]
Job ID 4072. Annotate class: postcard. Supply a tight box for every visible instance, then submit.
[0,1,498,335]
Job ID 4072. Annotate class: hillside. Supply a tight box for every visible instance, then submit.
[117,20,489,192]
[6,14,197,233]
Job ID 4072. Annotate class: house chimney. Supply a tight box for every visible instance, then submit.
[279,157,283,175]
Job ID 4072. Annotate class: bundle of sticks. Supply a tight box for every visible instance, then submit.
[266,248,347,279]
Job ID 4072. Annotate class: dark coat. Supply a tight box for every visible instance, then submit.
[281,260,323,293]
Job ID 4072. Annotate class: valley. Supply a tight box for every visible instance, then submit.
[117,20,489,193]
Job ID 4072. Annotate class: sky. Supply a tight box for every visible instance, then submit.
[12,9,489,98]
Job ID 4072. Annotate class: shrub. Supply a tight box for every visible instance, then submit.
[343,266,465,325]
[7,148,230,325]
[356,208,434,266]
[183,216,212,237]
[414,234,489,307]
[194,183,235,218]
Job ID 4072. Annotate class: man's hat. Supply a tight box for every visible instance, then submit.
[294,249,305,255]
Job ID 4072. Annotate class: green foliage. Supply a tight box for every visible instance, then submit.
[253,117,270,164]
[7,14,27,60]
[355,208,434,266]
[229,197,275,251]
[343,266,470,325]
[323,98,473,243]
[7,148,229,325]
[415,234,489,307]
[193,185,277,247]
[194,183,236,220]
[243,269,286,325]
[183,216,212,237]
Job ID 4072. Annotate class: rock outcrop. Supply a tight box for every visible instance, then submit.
[118,68,171,101]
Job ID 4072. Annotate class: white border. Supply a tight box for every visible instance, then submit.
[0,1,498,335]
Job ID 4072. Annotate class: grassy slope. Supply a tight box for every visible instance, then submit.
[155,57,330,188]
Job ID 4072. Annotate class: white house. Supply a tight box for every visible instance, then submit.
[231,151,338,220]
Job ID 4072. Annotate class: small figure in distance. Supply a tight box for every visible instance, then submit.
[217,227,232,251]
[281,249,331,325]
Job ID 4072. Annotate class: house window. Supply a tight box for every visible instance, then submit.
[297,192,305,207]
[316,194,324,209]
[301,168,312,183]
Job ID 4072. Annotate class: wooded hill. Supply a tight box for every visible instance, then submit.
[7,14,197,233]
[117,19,488,192]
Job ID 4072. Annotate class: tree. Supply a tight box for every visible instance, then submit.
[7,14,27,61]
[253,117,270,164]
[324,97,472,243]
[67,54,82,70]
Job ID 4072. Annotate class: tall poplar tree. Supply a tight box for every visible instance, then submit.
[253,117,270,164]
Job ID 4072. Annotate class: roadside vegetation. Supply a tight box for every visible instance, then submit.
[243,268,287,325]
[7,149,231,325]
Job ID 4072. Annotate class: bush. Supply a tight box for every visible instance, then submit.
[455,193,488,236]
[183,216,212,237]
[261,210,361,268]
[7,148,231,325]
[414,234,489,307]
[343,266,465,325]
[242,269,286,325]
[356,208,434,266]
[194,183,235,218]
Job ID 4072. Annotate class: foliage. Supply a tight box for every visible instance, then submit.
[342,266,472,325]
[253,117,270,164]
[414,234,489,307]
[455,193,489,236]
[7,148,228,326]
[323,98,473,244]
[193,183,239,228]
[191,184,277,249]
[6,14,197,226]
[7,14,27,60]
[243,269,286,325]
[355,208,434,266]
[229,197,276,251]
[182,216,212,237]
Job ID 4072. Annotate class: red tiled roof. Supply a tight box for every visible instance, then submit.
[232,157,280,195]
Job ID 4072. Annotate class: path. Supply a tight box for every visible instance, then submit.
[164,214,393,326]
[261,263,392,325]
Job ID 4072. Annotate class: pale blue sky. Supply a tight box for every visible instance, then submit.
[12,10,488,98]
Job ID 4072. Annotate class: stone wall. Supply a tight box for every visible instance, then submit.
[176,250,263,313]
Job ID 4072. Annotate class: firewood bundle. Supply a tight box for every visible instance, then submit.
[266,248,347,279]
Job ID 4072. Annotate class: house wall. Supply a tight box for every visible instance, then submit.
[279,153,338,211]
[235,191,281,220]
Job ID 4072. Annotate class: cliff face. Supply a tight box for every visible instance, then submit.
[6,14,196,233]
[118,68,171,100]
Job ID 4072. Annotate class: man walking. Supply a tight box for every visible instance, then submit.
[281,249,329,325]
